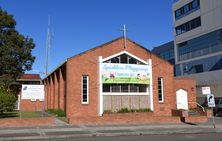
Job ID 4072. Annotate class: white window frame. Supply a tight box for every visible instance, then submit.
[158,77,164,103]
[81,75,89,104]
[102,51,148,65]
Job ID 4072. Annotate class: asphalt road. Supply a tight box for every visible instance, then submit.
[26,133,222,141]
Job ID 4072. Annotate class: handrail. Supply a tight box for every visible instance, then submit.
[189,102,205,113]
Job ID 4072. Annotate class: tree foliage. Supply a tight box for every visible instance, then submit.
[0,88,17,114]
[0,7,35,89]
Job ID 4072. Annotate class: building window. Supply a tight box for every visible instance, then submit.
[174,0,200,20]
[178,28,222,61]
[158,77,164,103]
[102,84,147,93]
[176,17,201,35]
[104,53,146,65]
[82,75,89,104]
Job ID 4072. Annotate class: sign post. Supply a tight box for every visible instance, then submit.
[202,86,216,128]
[202,86,211,95]
[207,94,216,128]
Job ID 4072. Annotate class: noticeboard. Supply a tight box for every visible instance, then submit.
[21,85,44,100]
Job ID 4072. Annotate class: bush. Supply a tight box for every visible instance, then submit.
[0,89,17,114]
[103,110,112,114]
[117,108,130,113]
[46,109,66,117]
[117,108,152,113]
[137,108,151,112]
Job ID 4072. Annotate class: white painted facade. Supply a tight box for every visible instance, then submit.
[98,51,153,116]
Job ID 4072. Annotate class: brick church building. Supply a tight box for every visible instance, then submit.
[43,37,198,124]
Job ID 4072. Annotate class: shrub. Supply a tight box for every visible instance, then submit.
[103,110,112,114]
[46,109,66,117]
[117,108,152,113]
[117,108,130,113]
[54,109,66,117]
[0,89,17,114]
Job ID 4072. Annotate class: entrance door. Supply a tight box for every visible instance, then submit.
[176,89,188,110]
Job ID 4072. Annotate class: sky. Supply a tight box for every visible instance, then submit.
[0,0,174,78]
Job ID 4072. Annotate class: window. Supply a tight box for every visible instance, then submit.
[82,75,89,104]
[174,0,200,20]
[176,17,201,35]
[102,84,147,93]
[193,64,203,73]
[158,77,164,102]
[184,5,189,13]
[104,53,146,65]
[192,0,199,9]
[178,29,222,61]
[175,10,181,18]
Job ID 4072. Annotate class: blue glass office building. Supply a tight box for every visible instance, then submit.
[153,0,222,103]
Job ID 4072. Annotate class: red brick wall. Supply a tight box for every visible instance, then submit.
[59,68,65,110]
[18,90,46,111]
[42,37,198,124]
[66,38,175,118]
[43,66,66,111]
[54,72,59,109]
[20,99,45,111]
[69,113,181,125]
[184,116,208,123]
[174,77,197,108]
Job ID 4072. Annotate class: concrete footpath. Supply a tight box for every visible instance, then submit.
[0,117,222,141]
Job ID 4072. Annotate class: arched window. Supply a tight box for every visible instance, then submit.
[104,53,146,65]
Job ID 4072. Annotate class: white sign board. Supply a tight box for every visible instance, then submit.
[207,94,215,108]
[22,85,45,100]
[202,87,211,95]
[176,89,188,110]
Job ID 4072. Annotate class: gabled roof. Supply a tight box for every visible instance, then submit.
[67,36,153,60]
[17,74,41,81]
[44,36,173,80]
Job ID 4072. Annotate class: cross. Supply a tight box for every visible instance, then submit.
[120,24,128,48]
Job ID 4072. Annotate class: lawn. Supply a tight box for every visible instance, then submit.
[0,111,47,119]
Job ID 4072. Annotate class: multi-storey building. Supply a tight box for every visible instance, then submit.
[173,0,222,103]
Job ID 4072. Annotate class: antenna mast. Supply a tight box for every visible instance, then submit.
[45,16,51,76]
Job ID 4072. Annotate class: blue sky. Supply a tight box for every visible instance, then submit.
[0,0,174,77]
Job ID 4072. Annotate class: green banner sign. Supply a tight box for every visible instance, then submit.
[101,63,151,84]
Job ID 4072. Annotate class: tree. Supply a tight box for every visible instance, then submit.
[0,88,17,114]
[0,7,35,90]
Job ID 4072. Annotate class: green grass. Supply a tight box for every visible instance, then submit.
[19,111,43,118]
[0,111,44,119]
[46,109,68,123]
[46,109,66,117]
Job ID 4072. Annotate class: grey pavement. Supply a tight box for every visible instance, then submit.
[0,117,222,141]
[23,133,222,141]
